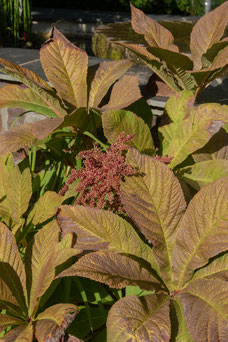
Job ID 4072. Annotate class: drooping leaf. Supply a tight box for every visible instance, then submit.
[0,84,58,118]
[88,60,132,109]
[165,90,195,123]
[190,2,228,70]
[121,148,186,286]
[1,323,33,342]
[130,3,178,52]
[0,314,24,333]
[0,118,63,156]
[27,191,64,225]
[102,110,154,154]
[25,222,60,315]
[101,75,142,112]
[177,278,228,342]
[40,26,88,108]
[172,177,228,287]
[35,303,79,342]
[160,103,228,168]
[7,166,32,224]
[191,253,228,282]
[58,250,161,291]
[107,294,170,342]
[0,223,27,311]
[57,205,157,269]
[179,159,228,190]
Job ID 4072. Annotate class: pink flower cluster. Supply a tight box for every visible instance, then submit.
[60,133,136,213]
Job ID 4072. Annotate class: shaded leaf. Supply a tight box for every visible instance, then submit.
[27,191,63,225]
[170,298,194,342]
[210,45,228,69]
[107,294,170,342]
[0,157,11,222]
[1,323,33,342]
[35,303,79,342]
[101,75,141,112]
[40,26,88,108]
[131,3,178,52]
[7,166,32,224]
[58,250,161,290]
[165,90,195,123]
[88,60,132,109]
[179,159,228,190]
[178,279,228,342]
[102,110,154,154]
[121,149,186,285]
[172,177,228,287]
[0,84,58,118]
[0,278,22,315]
[57,205,157,268]
[0,314,24,333]
[190,2,228,70]
[0,223,27,311]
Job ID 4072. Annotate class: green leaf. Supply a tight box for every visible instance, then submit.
[40,26,88,108]
[121,148,186,286]
[160,103,228,168]
[35,303,79,341]
[58,250,161,291]
[191,253,228,282]
[27,191,63,225]
[190,1,228,70]
[57,205,157,269]
[88,59,133,109]
[0,84,58,118]
[171,177,228,288]
[7,166,32,225]
[130,3,178,52]
[178,159,228,190]
[107,294,170,342]
[0,223,27,312]
[0,324,33,342]
[25,222,60,315]
[165,90,195,123]
[101,75,142,112]
[178,279,228,341]
[102,110,154,154]
[0,157,11,223]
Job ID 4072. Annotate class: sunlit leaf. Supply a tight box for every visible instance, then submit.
[88,60,132,109]
[40,26,88,108]
[107,294,170,342]
[1,323,33,342]
[102,110,154,154]
[0,314,24,333]
[178,278,228,342]
[165,90,195,123]
[58,250,161,291]
[210,45,228,69]
[191,253,228,282]
[172,177,228,287]
[121,148,186,285]
[190,2,228,69]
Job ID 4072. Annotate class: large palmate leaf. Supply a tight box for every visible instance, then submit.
[0,323,33,342]
[25,222,60,315]
[101,75,141,112]
[107,294,170,342]
[130,3,178,52]
[172,177,228,287]
[27,191,64,226]
[0,117,63,156]
[40,26,88,108]
[179,159,228,190]
[58,250,161,291]
[57,205,157,269]
[7,166,32,224]
[121,148,186,286]
[0,84,58,118]
[165,90,195,123]
[0,278,22,315]
[0,223,27,312]
[190,1,228,70]
[35,303,79,342]
[102,110,154,154]
[177,278,228,342]
[191,253,228,282]
[160,103,228,168]
[0,314,24,333]
[88,60,133,109]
